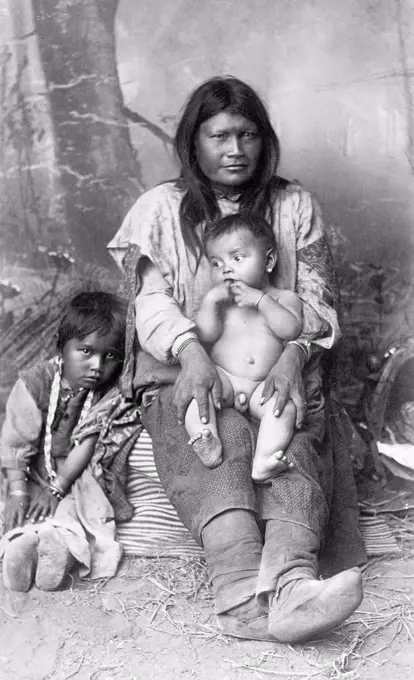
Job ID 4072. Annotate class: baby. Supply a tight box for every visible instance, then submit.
[185,213,303,483]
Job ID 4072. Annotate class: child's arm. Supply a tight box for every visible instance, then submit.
[25,435,98,524]
[195,283,233,345]
[230,282,302,341]
[1,379,43,530]
[54,435,98,493]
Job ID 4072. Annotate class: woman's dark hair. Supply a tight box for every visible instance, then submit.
[204,213,277,254]
[174,76,280,265]
[56,291,127,360]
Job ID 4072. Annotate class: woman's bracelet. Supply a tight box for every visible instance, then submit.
[172,332,199,358]
[285,340,312,363]
[256,292,267,308]
[9,489,29,497]
[175,337,199,357]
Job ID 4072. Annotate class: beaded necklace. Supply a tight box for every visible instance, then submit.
[44,357,95,480]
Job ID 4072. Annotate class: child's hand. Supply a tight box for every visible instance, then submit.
[207,282,233,304]
[230,281,263,308]
[26,488,59,524]
[4,495,30,531]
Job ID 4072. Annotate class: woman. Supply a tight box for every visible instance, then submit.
[108,76,366,643]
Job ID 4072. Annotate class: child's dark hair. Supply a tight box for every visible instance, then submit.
[204,213,277,254]
[56,291,127,359]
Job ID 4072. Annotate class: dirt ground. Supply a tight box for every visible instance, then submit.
[1,551,414,680]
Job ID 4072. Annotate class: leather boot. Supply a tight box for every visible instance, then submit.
[217,596,273,641]
[202,510,272,641]
[260,519,363,643]
[268,566,363,643]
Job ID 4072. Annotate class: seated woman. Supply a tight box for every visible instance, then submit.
[108,75,366,644]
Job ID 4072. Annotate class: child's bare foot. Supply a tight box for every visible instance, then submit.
[188,429,223,468]
[234,392,249,413]
[252,450,293,484]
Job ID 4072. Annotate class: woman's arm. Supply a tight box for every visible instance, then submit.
[134,257,196,363]
[108,187,223,422]
[260,187,339,425]
[294,188,340,355]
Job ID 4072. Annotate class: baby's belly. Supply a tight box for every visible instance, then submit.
[211,331,284,381]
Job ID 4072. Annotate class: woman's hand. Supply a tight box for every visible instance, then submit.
[26,488,59,524]
[4,495,30,532]
[260,344,307,428]
[174,342,222,425]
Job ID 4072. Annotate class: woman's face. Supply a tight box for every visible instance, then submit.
[194,111,262,192]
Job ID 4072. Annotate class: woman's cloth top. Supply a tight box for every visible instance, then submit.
[107,179,340,365]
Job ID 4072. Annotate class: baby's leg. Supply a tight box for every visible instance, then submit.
[249,384,297,483]
[185,394,223,468]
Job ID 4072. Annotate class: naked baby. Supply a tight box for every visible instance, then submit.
[185,213,303,483]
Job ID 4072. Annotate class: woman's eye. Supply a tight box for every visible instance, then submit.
[81,348,91,356]
[106,351,117,360]
[244,131,257,138]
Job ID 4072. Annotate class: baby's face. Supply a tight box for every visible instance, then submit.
[207,228,268,289]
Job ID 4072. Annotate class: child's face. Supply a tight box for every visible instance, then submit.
[207,228,271,289]
[61,330,122,392]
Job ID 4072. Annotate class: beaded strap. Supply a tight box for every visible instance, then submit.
[44,358,95,481]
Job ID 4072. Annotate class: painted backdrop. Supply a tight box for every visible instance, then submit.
[0,0,413,409]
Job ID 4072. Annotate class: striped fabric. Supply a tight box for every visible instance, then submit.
[116,429,202,557]
[117,430,401,560]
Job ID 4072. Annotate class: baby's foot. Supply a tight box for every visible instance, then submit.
[234,392,249,413]
[252,450,294,484]
[188,429,223,468]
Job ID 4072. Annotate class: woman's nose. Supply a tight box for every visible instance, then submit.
[226,134,243,156]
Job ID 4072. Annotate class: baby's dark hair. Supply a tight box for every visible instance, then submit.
[56,291,127,359]
[204,213,277,254]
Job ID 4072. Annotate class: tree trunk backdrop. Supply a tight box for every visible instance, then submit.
[31,0,141,265]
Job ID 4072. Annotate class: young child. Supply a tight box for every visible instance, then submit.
[0,290,127,592]
[185,213,303,483]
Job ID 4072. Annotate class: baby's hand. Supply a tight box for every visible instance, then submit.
[4,495,30,531]
[26,488,59,524]
[230,281,262,308]
[208,281,233,304]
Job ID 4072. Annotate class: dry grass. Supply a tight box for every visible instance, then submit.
[48,551,413,680]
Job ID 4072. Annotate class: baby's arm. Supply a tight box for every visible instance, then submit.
[195,283,232,344]
[258,288,303,341]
